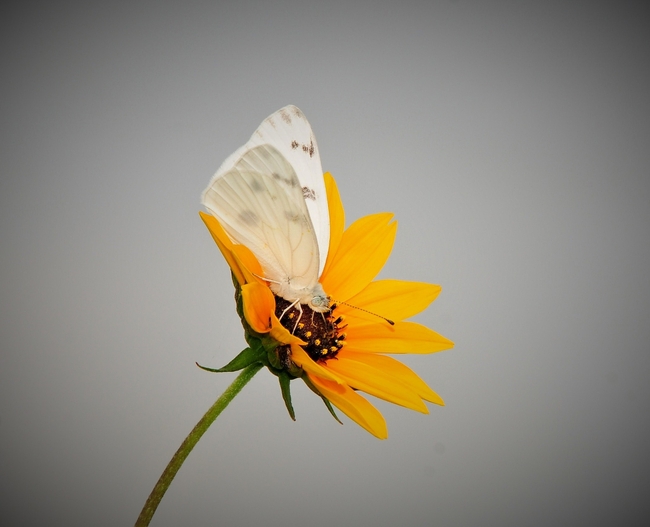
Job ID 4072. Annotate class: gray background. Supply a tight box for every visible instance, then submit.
[2,1,649,526]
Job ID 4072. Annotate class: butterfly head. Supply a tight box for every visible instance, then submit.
[308,289,330,313]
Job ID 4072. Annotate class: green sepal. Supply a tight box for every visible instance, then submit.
[267,347,283,370]
[196,346,266,373]
[278,371,296,421]
[321,396,342,424]
[265,347,303,379]
[302,375,343,425]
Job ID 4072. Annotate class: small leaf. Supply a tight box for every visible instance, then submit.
[278,372,296,421]
[196,347,265,373]
[321,397,342,425]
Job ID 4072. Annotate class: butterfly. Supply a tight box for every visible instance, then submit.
[201,105,331,317]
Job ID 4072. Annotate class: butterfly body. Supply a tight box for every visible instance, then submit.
[202,106,331,313]
[270,279,330,313]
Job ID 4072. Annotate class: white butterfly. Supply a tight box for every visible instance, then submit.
[201,105,331,314]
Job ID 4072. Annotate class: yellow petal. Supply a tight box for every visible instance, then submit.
[325,355,429,413]
[241,283,274,334]
[308,374,388,439]
[199,211,262,284]
[339,280,441,323]
[290,345,344,384]
[345,320,454,354]
[337,349,444,405]
[321,173,345,277]
[230,244,264,281]
[269,318,305,346]
[320,213,397,302]
[239,276,306,346]
[200,211,245,285]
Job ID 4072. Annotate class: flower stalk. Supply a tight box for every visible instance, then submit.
[134,362,263,527]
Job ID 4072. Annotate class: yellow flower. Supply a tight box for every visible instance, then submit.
[200,173,453,439]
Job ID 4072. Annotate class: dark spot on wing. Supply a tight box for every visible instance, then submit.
[250,178,264,192]
[280,109,292,124]
[273,172,299,188]
[284,210,301,223]
[239,210,259,225]
[302,187,316,201]
[299,139,316,158]
[291,140,299,149]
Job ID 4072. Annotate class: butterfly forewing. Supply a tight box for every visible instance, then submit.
[213,105,329,275]
[202,145,321,292]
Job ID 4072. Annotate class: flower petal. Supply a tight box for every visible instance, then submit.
[240,277,303,346]
[344,321,454,354]
[241,283,273,333]
[200,211,263,284]
[270,319,304,346]
[320,213,397,302]
[325,355,429,413]
[339,280,442,323]
[230,244,264,281]
[308,374,388,439]
[290,345,344,384]
[200,211,245,284]
[321,172,345,277]
[337,350,445,405]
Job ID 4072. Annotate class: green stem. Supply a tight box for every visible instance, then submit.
[134,362,263,527]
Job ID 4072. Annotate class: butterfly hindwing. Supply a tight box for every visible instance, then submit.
[202,145,321,291]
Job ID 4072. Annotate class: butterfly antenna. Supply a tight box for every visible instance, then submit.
[332,300,395,326]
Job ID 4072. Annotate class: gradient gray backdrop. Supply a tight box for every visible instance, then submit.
[2,1,649,526]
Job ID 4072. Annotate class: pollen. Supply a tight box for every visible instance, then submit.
[274,297,344,363]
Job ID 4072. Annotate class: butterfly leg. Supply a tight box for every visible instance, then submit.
[292,303,304,334]
[278,299,299,321]
[278,299,303,334]
[319,311,328,325]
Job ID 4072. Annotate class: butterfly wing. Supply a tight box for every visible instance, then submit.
[202,144,320,293]
[212,105,329,276]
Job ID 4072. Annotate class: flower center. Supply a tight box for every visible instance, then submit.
[274,297,346,363]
